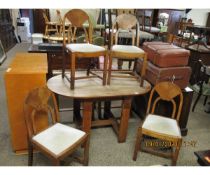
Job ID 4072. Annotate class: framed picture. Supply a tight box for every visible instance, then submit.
[0,40,6,65]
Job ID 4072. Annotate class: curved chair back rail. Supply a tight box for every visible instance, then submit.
[111,13,140,46]
[63,9,93,45]
[146,82,183,121]
[24,86,59,138]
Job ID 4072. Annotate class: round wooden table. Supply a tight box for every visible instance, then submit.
[47,73,151,142]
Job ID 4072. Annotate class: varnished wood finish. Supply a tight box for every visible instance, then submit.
[4,53,47,152]
[62,9,108,89]
[108,13,147,87]
[133,82,183,166]
[24,87,89,166]
[47,73,151,142]
[43,11,59,36]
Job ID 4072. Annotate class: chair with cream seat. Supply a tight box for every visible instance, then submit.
[143,10,160,35]
[133,82,183,166]
[43,11,59,36]
[62,9,108,90]
[24,86,89,166]
[107,13,147,86]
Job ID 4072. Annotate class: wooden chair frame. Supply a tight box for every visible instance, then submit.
[108,13,147,87]
[24,86,89,166]
[133,82,183,166]
[62,9,108,90]
[191,59,210,112]
[43,11,59,36]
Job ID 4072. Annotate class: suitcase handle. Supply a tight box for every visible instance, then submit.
[162,75,183,82]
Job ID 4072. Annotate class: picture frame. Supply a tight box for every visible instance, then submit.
[0,40,7,65]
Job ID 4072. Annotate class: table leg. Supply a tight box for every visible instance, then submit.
[82,101,93,134]
[118,97,132,143]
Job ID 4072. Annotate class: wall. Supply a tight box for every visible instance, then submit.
[186,9,210,26]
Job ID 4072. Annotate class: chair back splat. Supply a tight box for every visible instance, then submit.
[146,82,183,121]
[63,9,93,44]
[24,87,59,138]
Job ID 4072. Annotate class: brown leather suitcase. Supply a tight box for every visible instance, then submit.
[136,59,192,89]
[143,42,190,68]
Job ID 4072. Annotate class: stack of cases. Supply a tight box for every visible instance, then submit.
[137,41,191,89]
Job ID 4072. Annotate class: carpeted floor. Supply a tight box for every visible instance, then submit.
[0,43,210,166]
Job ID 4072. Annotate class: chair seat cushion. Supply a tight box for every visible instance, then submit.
[112,45,145,54]
[66,43,105,53]
[144,26,160,33]
[142,114,181,137]
[32,123,86,156]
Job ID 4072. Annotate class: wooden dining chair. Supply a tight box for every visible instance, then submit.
[62,9,108,89]
[190,59,210,112]
[107,13,147,87]
[56,9,71,37]
[143,10,160,34]
[43,11,59,36]
[24,86,89,166]
[133,82,183,166]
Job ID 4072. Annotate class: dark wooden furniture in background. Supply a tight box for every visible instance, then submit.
[186,44,210,85]
[194,150,210,166]
[28,43,98,79]
[0,9,16,52]
[33,9,50,34]
[135,9,184,34]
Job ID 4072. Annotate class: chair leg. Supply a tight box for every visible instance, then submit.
[107,52,113,85]
[70,53,76,90]
[83,136,90,166]
[28,141,33,166]
[204,96,208,106]
[192,93,202,112]
[171,139,182,166]
[97,102,102,120]
[103,53,108,86]
[45,25,48,36]
[52,159,60,166]
[133,127,143,161]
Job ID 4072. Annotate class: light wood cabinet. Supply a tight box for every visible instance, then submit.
[4,53,47,153]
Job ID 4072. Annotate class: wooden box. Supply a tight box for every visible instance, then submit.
[4,53,47,153]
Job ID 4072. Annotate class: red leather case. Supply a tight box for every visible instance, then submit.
[143,42,190,68]
[136,59,192,89]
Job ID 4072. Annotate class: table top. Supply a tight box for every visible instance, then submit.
[5,53,47,74]
[28,43,63,53]
[47,73,151,99]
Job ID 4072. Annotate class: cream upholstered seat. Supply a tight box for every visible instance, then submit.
[33,123,86,156]
[144,26,160,33]
[142,114,181,138]
[107,13,147,87]
[24,87,89,166]
[133,82,183,166]
[112,45,145,54]
[66,43,105,53]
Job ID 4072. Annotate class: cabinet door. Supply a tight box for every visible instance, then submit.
[33,9,50,33]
